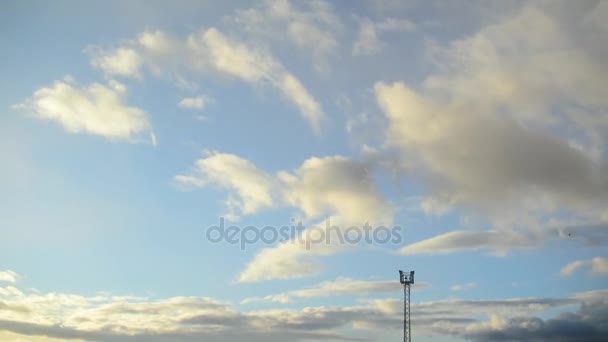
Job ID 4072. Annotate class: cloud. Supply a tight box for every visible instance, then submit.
[376,79,608,220]
[0,329,83,342]
[366,3,608,258]
[175,151,278,219]
[278,156,393,225]
[242,277,423,304]
[561,257,608,277]
[89,47,142,78]
[400,222,608,256]
[0,280,382,341]
[561,260,587,277]
[0,271,20,283]
[178,95,209,110]
[373,2,608,228]
[401,230,542,256]
[175,152,394,282]
[137,30,176,54]
[236,216,397,283]
[88,27,324,131]
[234,218,354,282]
[353,17,415,56]
[460,301,608,342]
[2,274,604,342]
[197,28,324,131]
[229,0,341,72]
[176,152,392,225]
[15,78,151,141]
[450,282,477,292]
[591,257,608,275]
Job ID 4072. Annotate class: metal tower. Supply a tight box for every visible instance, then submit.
[399,270,415,342]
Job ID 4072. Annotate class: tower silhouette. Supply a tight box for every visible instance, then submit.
[399,270,415,342]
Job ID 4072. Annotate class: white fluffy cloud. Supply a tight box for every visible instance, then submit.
[89,47,142,78]
[0,271,20,283]
[370,2,608,255]
[561,257,608,277]
[278,156,393,225]
[175,151,278,219]
[16,78,151,141]
[176,152,394,281]
[176,152,392,225]
[376,80,608,221]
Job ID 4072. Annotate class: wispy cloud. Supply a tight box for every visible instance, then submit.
[561,257,608,277]
[353,17,415,56]
[400,223,608,256]
[228,0,342,73]
[178,95,209,110]
[87,26,324,131]
[242,277,429,304]
[450,282,477,292]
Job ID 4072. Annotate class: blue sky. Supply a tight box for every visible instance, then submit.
[1,1,608,341]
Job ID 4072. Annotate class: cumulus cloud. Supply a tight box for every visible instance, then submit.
[395,4,608,197]
[137,30,176,54]
[15,78,151,141]
[368,2,608,256]
[278,156,393,224]
[376,80,608,221]
[175,151,278,219]
[176,151,394,281]
[89,47,142,78]
[176,152,392,225]
[561,257,608,277]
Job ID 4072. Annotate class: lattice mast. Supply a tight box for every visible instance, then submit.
[399,270,415,342]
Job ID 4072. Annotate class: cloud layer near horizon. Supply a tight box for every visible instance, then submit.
[1,271,606,342]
